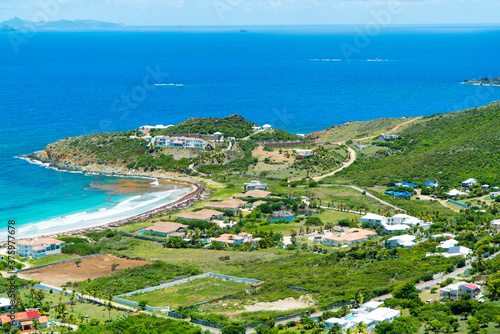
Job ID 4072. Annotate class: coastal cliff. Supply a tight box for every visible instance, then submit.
[463,77,500,86]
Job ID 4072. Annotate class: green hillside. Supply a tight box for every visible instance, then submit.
[328,102,500,187]
[151,114,256,139]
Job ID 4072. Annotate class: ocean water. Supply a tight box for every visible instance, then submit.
[1,25,500,240]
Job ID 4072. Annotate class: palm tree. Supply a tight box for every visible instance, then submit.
[355,321,368,334]
[352,290,364,308]
[328,323,343,334]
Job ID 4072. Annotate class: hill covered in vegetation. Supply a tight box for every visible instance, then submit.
[151,114,256,139]
[329,102,500,187]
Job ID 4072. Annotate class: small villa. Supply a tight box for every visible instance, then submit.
[153,135,207,150]
[16,238,65,259]
[439,282,481,302]
[142,221,188,238]
[322,228,377,247]
[204,198,246,212]
[175,209,224,222]
[211,233,259,247]
[293,149,315,158]
[0,310,48,332]
[462,178,478,189]
[386,235,416,249]
[233,190,271,199]
[244,180,268,191]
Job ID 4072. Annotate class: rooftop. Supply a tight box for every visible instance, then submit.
[17,238,65,246]
[175,209,224,220]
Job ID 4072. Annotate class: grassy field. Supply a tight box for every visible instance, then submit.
[48,300,128,323]
[315,117,419,143]
[27,253,79,267]
[126,276,250,308]
[0,287,72,306]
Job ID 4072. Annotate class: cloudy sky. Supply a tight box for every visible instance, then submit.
[1,0,499,26]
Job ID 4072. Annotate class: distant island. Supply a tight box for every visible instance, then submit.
[0,17,124,31]
[463,77,500,86]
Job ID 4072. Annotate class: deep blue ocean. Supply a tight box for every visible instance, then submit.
[1,25,500,239]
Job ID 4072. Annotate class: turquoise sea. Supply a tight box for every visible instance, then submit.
[1,25,500,240]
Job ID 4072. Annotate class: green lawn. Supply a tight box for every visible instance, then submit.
[48,300,128,323]
[27,253,79,267]
[125,276,250,308]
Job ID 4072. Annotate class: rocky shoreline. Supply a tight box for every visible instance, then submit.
[463,77,500,86]
[6,151,211,245]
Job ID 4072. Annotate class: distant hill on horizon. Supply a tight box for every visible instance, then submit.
[0,17,125,30]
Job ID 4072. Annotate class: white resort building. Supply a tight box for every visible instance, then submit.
[153,136,207,150]
[16,238,66,259]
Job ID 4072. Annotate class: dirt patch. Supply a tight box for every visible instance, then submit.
[19,254,150,287]
[252,146,294,164]
[244,295,315,312]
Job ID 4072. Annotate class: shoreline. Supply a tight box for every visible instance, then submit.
[3,154,210,245]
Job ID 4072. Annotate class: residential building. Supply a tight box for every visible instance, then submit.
[174,209,224,222]
[205,199,246,212]
[438,239,459,251]
[0,298,10,312]
[211,233,257,247]
[252,126,262,131]
[262,124,272,130]
[383,224,411,233]
[447,246,472,257]
[491,219,500,231]
[249,200,266,208]
[233,190,271,199]
[142,222,188,238]
[462,178,478,189]
[431,233,456,240]
[322,229,377,247]
[424,182,439,188]
[395,182,418,188]
[294,149,315,158]
[385,214,423,226]
[16,238,65,259]
[244,180,268,191]
[0,310,48,331]
[490,191,500,199]
[386,235,416,249]
[379,133,399,141]
[446,189,467,197]
[385,190,414,198]
[360,213,387,226]
[482,184,490,190]
[440,282,480,302]
[153,136,207,150]
[325,305,400,332]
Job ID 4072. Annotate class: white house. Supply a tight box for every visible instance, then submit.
[446,189,467,197]
[447,246,472,257]
[244,180,268,191]
[361,213,388,226]
[262,124,272,130]
[491,219,500,231]
[0,298,11,312]
[386,235,415,249]
[252,126,262,131]
[438,239,459,251]
[462,178,478,189]
[385,214,423,227]
[294,149,315,158]
[326,305,400,332]
[16,238,66,259]
[490,192,500,199]
[383,224,411,233]
[440,282,480,302]
[154,136,207,150]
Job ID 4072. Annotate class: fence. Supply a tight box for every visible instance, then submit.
[17,253,104,273]
[191,318,224,329]
[114,273,263,312]
[449,200,468,208]
[257,140,315,147]
[168,311,187,319]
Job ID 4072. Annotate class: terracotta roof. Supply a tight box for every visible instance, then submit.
[38,316,48,323]
[1,310,39,324]
[211,233,253,244]
[462,283,480,290]
[21,321,33,326]
[233,190,271,199]
[347,228,377,236]
[17,238,64,246]
[175,209,224,221]
[143,222,187,234]
[205,199,246,210]
[253,200,266,206]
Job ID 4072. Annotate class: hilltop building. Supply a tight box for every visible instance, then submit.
[153,136,207,150]
[243,180,268,191]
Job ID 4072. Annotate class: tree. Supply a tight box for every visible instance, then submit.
[355,322,368,334]
[111,263,120,272]
[75,260,82,267]
[352,290,365,308]
[138,300,148,309]
[221,322,246,334]
[392,281,419,299]
[328,323,343,334]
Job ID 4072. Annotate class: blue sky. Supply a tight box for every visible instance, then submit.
[1,0,499,26]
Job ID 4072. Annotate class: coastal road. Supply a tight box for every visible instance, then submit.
[387,116,423,134]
